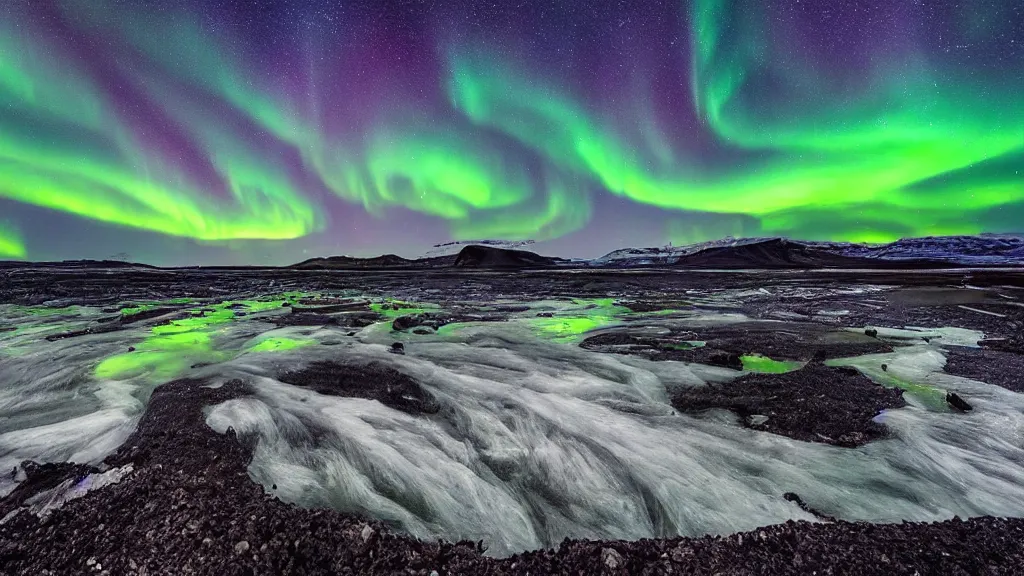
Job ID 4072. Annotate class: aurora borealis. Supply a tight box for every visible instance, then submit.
[1,0,1021,264]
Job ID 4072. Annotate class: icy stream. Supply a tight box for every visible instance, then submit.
[2,297,1023,556]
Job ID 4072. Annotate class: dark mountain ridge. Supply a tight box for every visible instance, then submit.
[671,238,947,269]
[4,235,1023,270]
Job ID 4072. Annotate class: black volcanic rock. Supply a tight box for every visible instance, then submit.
[278,361,438,414]
[946,392,973,412]
[453,245,560,268]
[671,364,906,447]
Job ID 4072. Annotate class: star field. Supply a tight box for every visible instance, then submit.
[0,0,1021,264]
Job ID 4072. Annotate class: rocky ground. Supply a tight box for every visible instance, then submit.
[3,378,1024,576]
[279,361,441,415]
[670,362,908,447]
[2,266,1024,574]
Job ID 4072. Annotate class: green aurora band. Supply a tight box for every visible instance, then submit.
[448,2,1023,241]
[0,20,319,243]
[0,0,1021,258]
[0,221,25,259]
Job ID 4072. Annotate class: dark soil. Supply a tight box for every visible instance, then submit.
[671,363,907,447]
[3,378,1023,575]
[944,346,1024,392]
[278,361,440,415]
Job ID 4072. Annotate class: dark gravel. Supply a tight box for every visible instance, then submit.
[944,346,1024,393]
[671,363,907,447]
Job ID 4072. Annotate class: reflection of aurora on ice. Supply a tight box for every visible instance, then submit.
[2,293,1024,557]
[1,0,1022,261]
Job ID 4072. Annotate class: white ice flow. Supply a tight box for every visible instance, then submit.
[207,324,1024,557]
[2,302,1023,557]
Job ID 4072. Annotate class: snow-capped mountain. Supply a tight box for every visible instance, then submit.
[591,234,1024,267]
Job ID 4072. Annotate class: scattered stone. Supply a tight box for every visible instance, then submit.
[946,392,973,412]
[360,524,375,543]
[783,492,836,521]
[708,351,743,370]
[602,547,623,569]
[881,363,888,371]
[748,415,769,426]
[865,328,878,338]
[128,346,135,352]
[390,342,405,355]
[234,540,250,555]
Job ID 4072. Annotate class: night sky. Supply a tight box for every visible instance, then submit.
[1,0,1021,265]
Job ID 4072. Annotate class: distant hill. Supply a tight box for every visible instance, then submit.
[0,259,158,269]
[423,239,537,258]
[453,245,562,268]
[290,254,457,270]
[290,245,561,270]
[670,238,944,269]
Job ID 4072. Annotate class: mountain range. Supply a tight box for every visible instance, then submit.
[293,234,1024,270]
[4,235,1024,270]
